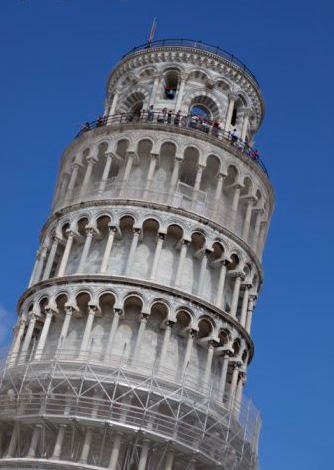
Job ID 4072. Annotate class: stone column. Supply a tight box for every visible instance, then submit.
[240,285,251,328]
[235,372,246,407]
[246,295,256,334]
[105,309,123,359]
[66,163,81,201]
[175,73,187,110]
[100,227,117,273]
[56,306,73,352]
[219,353,230,398]
[28,252,40,288]
[132,313,148,362]
[216,260,228,309]
[125,228,140,275]
[120,152,135,196]
[164,449,174,470]
[241,110,252,141]
[79,305,97,356]
[150,233,165,280]
[35,308,54,359]
[232,184,242,213]
[58,231,75,277]
[203,341,215,388]
[19,314,37,362]
[197,249,209,297]
[6,422,19,457]
[79,427,93,464]
[191,164,205,210]
[108,432,122,469]
[8,320,26,365]
[149,74,161,106]
[109,88,120,117]
[242,198,255,240]
[213,173,226,216]
[138,439,150,470]
[57,172,71,203]
[42,236,61,280]
[52,424,66,459]
[181,329,196,376]
[78,227,95,273]
[230,273,242,317]
[80,156,97,196]
[175,240,189,287]
[159,321,173,369]
[168,157,182,204]
[144,153,158,198]
[229,363,240,403]
[224,93,238,131]
[99,153,113,194]
[27,425,41,457]
[33,244,48,284]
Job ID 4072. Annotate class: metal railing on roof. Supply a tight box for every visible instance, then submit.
[76,111,269,178]
[121,39,260,87]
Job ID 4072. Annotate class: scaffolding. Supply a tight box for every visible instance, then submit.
[0,346,260,470]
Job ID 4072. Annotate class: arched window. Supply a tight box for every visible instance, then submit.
[189,95,220,121]
[163,70,179,100]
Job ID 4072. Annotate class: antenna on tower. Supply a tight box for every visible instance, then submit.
[148,17,157,45]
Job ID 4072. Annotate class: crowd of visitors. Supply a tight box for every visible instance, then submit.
[80,108,261,162]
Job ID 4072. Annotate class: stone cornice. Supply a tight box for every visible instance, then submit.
[16,275,255,362]
[106,46,265,127]
[41,198,264,286]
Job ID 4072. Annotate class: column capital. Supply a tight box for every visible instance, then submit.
[232,271,244,280]
[71,162,81,170]
[86,155,98,164]
[133,228,141,236]
[85,227,96,237]
[114,308,124,318]
[181,239,190,246]
[108,225,118,233]
[157,232,165,240]
[180,72,189,81]
[242,108,254,117]
[228,92,239,101]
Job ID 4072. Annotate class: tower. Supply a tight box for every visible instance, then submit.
[0,39,274,470]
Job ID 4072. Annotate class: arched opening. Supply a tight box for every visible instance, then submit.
[132,218,159,279]
[189,95,220,121]
[158,224,183,286]
[163,70,179,100]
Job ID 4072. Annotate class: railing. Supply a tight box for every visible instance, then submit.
[75,111,269,178]
[121,39,260,87]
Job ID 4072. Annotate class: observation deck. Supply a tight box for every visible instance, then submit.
[121,39,260,89]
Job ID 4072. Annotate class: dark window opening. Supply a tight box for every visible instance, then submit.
[231,107,237,126]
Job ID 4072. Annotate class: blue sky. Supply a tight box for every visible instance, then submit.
[0,1,333,469]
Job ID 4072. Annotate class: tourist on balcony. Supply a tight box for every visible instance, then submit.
[251,149,259,160]
[81,122,90,132]
[212,119,220,136]
[147,105,154,121]
[96,115,104,127]
[167,109,173,124]
[157,107,167,123]
[181,114,189,127]
[174,110,181,126]
[202,119,210,133]
[231,128,239,144]
[190,114,199,128]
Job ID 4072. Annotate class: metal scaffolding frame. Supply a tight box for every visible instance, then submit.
[0,348,260,470]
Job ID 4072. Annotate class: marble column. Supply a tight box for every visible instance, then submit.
[58,231,75,277]
[56,306,73,352]
[241,110,252,141]
[229,363,240,403]
[175,240,189,287]
[191,164,204,210]
[35,308,54,359]
[213,173,226,216]
[42,236,61,280]
[8,320,26,365]
[108,432,122,469]
[125,228,140,275]
[219,353,230,398]
[168,157,182,204]
[100,226,117,273]
[80,156,97,196]
[52,424,66,459]
[19,314,37,362]
[203,341,215,388]
[66,163,81,201]
[79,305,97,356]
[78,227,95,273]
[27,425,41,457]
[240,285,251,328]
[246,295,256,334]
[230,273,242,317]
[105,309,123,359]
[132,314,148,362]
[181,329,196,376]
[33,244,48,284]
[150,233,165,280]
[216,260,228,309]
[164,449,174,470]
[175,74,187,110]
[158,321,173,369]
[144,153,158,198]
[138,439,150,470]
[120,152,135,196]
[99,152,113,194]
[242,198,255,240]
[109,88,120,117]
[149,74,161,106]
[197,249,209,297]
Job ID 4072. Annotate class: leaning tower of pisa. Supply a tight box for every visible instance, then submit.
[0,40,274,470]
